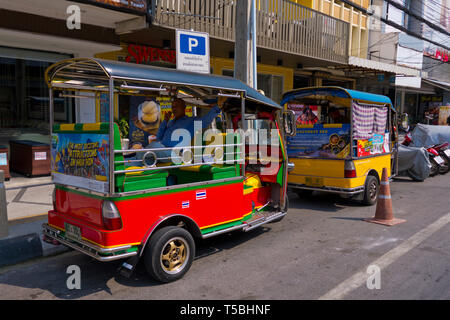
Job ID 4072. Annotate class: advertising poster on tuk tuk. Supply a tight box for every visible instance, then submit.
[51,133,110,193]
[128,96,193,149]
[286,124,351,159]
[356,133,390,157]
[289,103,319,125]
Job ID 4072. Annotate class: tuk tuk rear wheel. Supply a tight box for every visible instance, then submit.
[144,226,195,283]
[362,175,379,206]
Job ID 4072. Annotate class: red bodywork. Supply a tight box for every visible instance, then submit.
[48,180,272,249]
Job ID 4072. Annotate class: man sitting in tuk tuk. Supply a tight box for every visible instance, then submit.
[139,96,226,162]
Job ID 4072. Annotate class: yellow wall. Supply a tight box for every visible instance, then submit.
[292,0,369,59]
[210,57,293,94]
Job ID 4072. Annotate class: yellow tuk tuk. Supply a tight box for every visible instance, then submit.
[282,87,398,205]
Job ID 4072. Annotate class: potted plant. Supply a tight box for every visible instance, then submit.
[118,118,129,150]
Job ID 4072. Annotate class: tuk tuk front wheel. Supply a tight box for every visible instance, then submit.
[362,175,379,206]
[144,226,195,283]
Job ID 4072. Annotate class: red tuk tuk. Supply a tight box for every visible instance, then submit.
[42,58,295,282]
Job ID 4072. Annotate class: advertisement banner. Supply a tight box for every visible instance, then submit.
[51,133,109,193]
[438,106,450,126]
[357,133,390,157]
[129,96,193,149]
[289,103,319,125]
[287,124,351,159]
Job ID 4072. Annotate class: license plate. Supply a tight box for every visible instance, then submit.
[305,177,323,187]
[65,223,81,242]
[444,149,450,158]
[434,156,445,165]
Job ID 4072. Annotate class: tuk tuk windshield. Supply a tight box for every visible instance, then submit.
[285,95,352,159]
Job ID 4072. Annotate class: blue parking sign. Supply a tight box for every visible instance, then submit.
[176,29,210,74]
[179,34,206,55]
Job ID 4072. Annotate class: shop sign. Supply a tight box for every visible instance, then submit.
[424,48,449,62]
[125,44,176,65]
[74,0,147,15]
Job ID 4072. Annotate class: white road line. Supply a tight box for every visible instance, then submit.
[318,212,450,300]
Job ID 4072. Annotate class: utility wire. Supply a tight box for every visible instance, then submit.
[384,0,450,37]
[341,0,450,51]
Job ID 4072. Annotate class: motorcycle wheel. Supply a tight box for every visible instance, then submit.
[439,156,449,174]
[430,161,438,176]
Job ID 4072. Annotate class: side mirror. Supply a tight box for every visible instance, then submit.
[279,110,296,137]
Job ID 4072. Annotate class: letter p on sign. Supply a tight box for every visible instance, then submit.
[180,34,205,55]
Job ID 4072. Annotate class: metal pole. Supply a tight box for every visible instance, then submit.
[109,78,115,195]
[0,170,8,238]
[241,94,246,178]
[251,0,257,89]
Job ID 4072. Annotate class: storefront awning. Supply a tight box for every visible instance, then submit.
[348,56,427,78]
[422,78,450,92]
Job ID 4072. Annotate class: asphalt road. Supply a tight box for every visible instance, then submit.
[0,174,449,300]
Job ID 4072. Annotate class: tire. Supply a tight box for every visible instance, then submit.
[438,156,449,174]
[362,175,379,206]
[430,160,438,176]
[143,226,195,283]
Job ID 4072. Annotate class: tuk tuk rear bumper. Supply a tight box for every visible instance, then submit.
[42,223,138,262]
[288,183,365,195]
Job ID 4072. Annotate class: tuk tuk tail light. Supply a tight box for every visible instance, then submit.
[102,201,123,230]
[344,161,357,178]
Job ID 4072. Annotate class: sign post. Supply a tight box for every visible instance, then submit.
[176,29,210,74]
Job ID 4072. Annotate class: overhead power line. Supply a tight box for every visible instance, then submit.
[339,0,450,52]
[383,0,450,38]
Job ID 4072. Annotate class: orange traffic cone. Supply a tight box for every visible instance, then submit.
[364,167,406,226]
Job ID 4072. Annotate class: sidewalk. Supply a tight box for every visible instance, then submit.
[0,173,69,268]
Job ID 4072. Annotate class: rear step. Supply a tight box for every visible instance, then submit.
[242,211,286,232]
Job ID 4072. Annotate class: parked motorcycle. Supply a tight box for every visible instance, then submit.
[432,142,450,174]
[426,146,447,176]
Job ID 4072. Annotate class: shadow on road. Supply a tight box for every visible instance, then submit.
[288,191,364,213]
[115,227,270,288]
[0,227,271,299]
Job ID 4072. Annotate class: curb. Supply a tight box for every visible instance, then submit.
[0,231,70,268]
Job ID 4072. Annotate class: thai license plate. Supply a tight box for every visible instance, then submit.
[434,156,445,165]
[305,177,324,187]
[444,149,450,158]
[65,223,81,242]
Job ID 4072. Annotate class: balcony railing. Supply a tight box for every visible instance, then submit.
[151,0,349,64]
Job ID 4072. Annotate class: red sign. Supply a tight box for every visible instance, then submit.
[424,48,449,62]
[125,44,176,65]
[435,50,449,62]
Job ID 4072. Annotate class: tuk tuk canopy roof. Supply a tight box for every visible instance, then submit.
[45,58,281,109]
[281,86,394,109]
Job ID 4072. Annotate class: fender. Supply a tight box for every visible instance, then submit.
[138,213,202,257]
